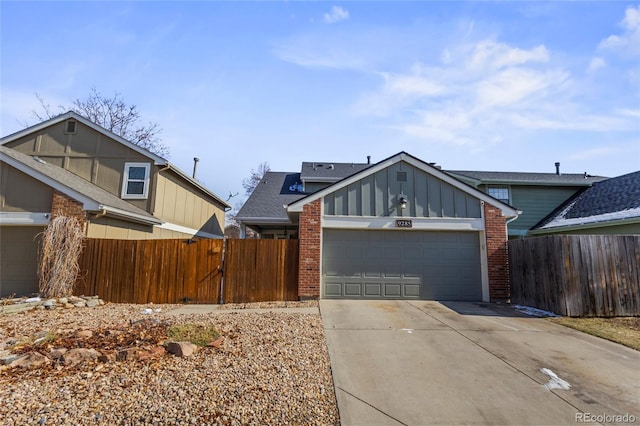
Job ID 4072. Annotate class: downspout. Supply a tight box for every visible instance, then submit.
[92,209,107,220]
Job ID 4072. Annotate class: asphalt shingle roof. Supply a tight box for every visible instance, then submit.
[534,171,640,230]
[236,172,306,220]
[447,170,607,185]
[1,146,158,222]
[300,162,371,181]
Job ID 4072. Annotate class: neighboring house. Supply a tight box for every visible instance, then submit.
[530,170,640,235]
[240,152,518,302]
[0,111,230,297]
[447,167,607,238]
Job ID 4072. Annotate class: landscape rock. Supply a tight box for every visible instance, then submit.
[166,341,198,357]
[73,301,87,308]
[64,303,74,309]
[207,336,225,349]
[75,329,93,339]
[85,299,100,308]
[116,348,140,362]
[0,350,20,365]
[61,348,101,367]
[136,345,166,361]
[10,351,50,368]
[58,297,68,305]
[49,348,67,360]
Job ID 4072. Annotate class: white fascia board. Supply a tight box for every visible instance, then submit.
[323,216,485,231]
[155,221,224,239]
[99,206,162,226]
[1,152,101,211]
[529,216,640,235]
[0,111,167,165]
[0,212,51,226]
[288,152,519,218]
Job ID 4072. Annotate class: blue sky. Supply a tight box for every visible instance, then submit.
[2,1,639,208]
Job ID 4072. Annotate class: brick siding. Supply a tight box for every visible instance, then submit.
[484,202,510,301]
[298,199,322,299]
[51,191,88,233]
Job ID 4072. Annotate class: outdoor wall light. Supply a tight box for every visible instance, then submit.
[398,196,408,210]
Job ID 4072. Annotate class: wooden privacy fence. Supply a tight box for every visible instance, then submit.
[509,235,640,317]
[75,238,299,304]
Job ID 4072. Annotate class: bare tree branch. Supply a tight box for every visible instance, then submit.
[30,89,169,157]
[242,162,271,196]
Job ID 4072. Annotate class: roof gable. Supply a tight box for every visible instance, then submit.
[288,152,519,218]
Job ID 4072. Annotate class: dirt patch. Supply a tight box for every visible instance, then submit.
[549,317,640,351]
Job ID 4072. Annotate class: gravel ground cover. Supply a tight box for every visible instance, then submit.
[0,302,339,425]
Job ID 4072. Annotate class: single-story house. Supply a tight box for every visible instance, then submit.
[530,170,640,235]
[0,111,230,297]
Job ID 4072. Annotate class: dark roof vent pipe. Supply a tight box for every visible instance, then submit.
[193,157,200,179]
[367,155,371,165]
[555,162,560,175]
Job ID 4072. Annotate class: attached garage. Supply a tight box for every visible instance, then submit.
[289,152,519,302]
[322,229,481,300]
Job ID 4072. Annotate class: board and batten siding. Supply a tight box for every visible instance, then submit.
[153,172,224,237]
[324,161,481,218]
[5,120,153,212]
[0,164,53,212]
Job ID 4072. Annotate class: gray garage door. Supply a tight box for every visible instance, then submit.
[322,229,482,300]
[0,226,44,298]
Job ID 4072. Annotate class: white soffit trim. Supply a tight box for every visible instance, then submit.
[155,221,224,239]
[288,152,519,218]
[323,216,485,231]
[0,212,51,226]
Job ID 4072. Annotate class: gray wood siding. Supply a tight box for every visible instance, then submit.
[324,161,481,218]
[0,164,53,212]
[6,120,153,211]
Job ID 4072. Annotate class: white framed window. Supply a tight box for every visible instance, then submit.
[121,163,151,199]
[487,185,510,205]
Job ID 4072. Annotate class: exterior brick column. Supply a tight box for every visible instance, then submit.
[298,199,322,299]
[51,191,88,233]
[484,202,510,301]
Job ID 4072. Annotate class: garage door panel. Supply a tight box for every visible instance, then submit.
[364,283,382,297]
[323,229,481,300]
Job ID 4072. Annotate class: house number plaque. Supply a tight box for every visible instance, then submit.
[395,219,413,228]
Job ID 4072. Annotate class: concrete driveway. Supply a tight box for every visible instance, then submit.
[320,300,640,426]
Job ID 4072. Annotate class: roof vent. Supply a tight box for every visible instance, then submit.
[555,162,561,175]
[328,164,334,169]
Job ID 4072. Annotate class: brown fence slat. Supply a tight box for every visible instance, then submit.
[75,238,298,305]
[509,235,640,317]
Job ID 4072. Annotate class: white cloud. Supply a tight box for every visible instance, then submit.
[598,5,640,57]
[324,6,349,24]
[349,35,638,148]
[588,57,606,72]
[466,40,549,71]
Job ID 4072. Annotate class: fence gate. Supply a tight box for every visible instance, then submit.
[75,238,299,304]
